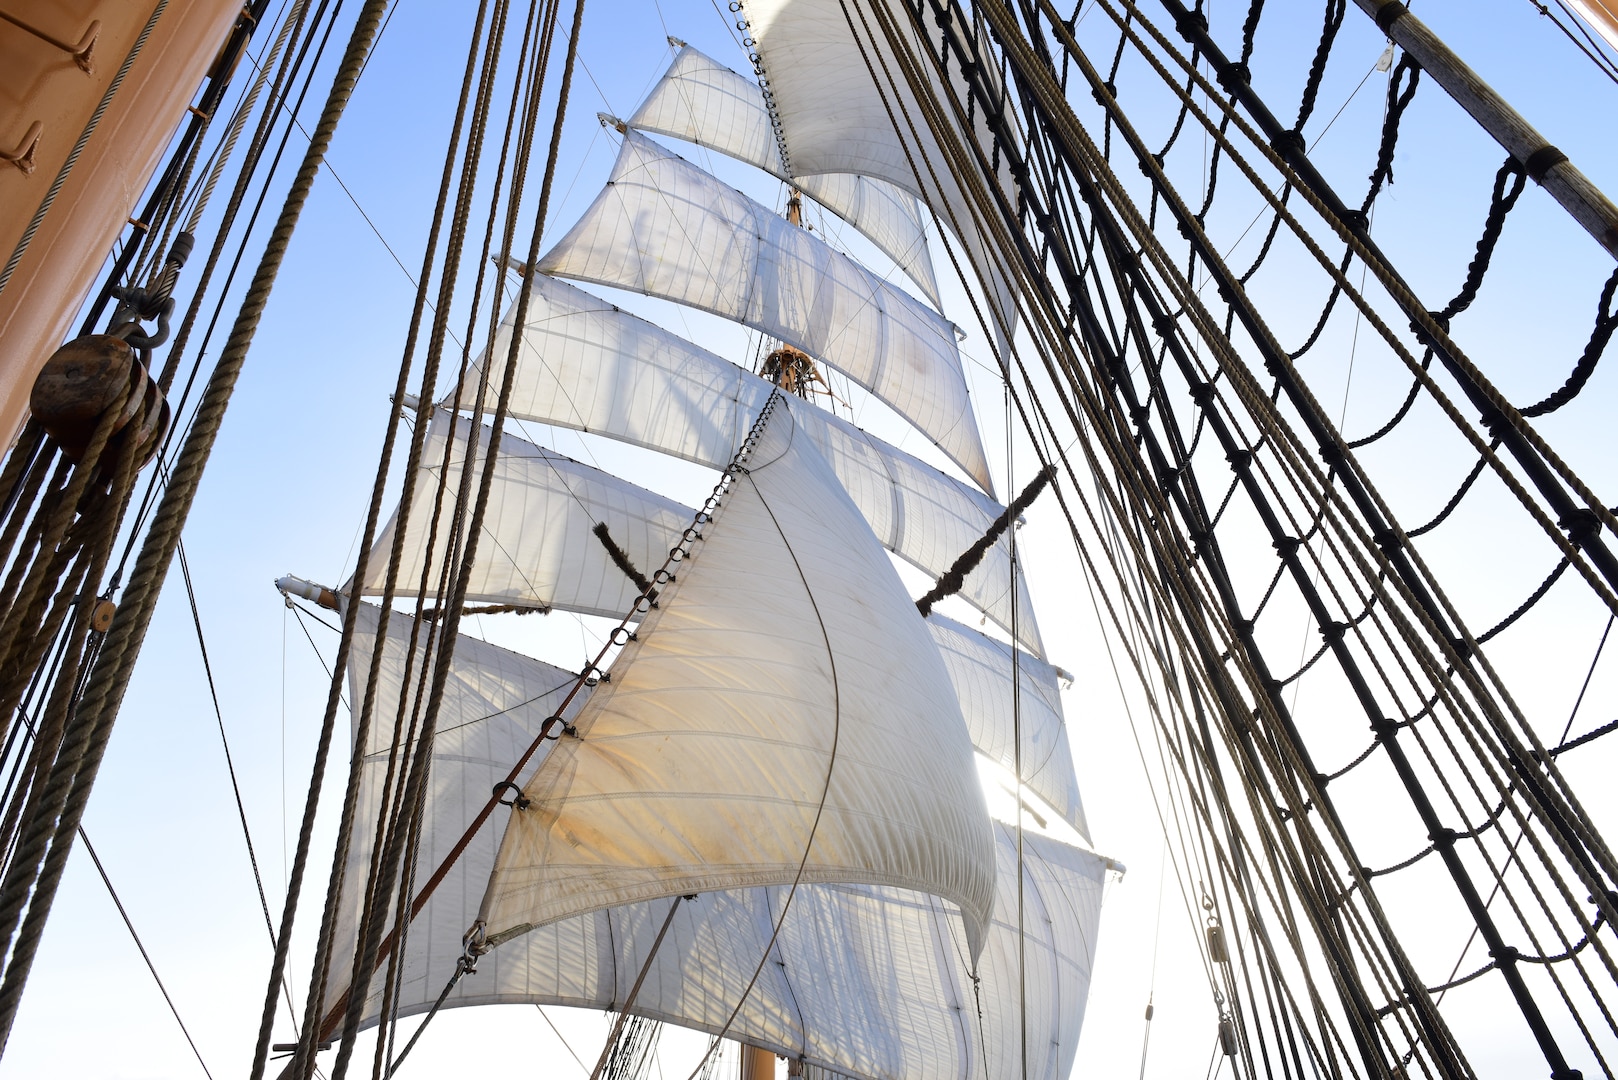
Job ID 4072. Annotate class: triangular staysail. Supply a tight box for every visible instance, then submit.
[476,398,997,952]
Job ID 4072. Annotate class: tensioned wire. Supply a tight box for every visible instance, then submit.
[368,2,565,1070]
[239,0,494,1074]
[294,3,596,1073]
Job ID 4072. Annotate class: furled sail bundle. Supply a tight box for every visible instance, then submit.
[740,0,1022,351]
[333,610,1104,1080]
[534,130,994,493]
[475,398,997,950]
[467,274,1044,656]
[626,42,943,307]
[358,415,690,619]
[928,613,1087,839]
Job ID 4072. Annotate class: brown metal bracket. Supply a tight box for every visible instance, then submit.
[1,121,42,175]
[0,11,100,72]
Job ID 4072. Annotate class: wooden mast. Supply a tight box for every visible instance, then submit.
[739,1044,777,1080]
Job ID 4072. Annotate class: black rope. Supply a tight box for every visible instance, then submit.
[1521,266,1618,418]
[1476,557,1571,645]
[1292,0,1345,134]
[1346,349,1431,448]
[1321,738,1380,784]
[1405,441,1498,539]
[1278,595,1377,688]
[384,957,468,1075]
[1379,901,1613,1019]
[1378,959,1497,1014]
[1363,840,1438,880]
[1538,717,1618,760]
[593,522,654,598]
[916,466,1054,617]
[1287,245,1354,359]
[1236,184,1290,285]
[1342,160,1527,448]
[1441,159,1527,323]
[1359,53,1420,215]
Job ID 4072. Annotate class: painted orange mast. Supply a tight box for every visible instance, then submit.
[0,0,243,446]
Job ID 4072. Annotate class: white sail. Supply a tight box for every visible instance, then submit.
[534,129,994,494]
[740,0,1022,357]
[328,602,586,1007]
[361,434,1072,807]
[470,275,1044,656]
[929,613,1087,840]
[476,398,997,951]
[332,607,1103,1080]
[358,415,690,620]
[355,818,1101,1080]
[627,43,943,308]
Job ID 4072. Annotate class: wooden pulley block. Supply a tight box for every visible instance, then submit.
[29,336,171,472]
[89,599,116,634]
[29,335,135,461]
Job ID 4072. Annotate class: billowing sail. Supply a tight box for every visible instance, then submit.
[476,398,997,951]
[361,436,1074,813]
[327,602,586,1007]
[331,601,1104,1080]
[740,0,1022,357]
[468,274,1044,656]
[627,43,943,308]
[358,415,690,620]
[929,614,1087,840]
[535,130,994,493]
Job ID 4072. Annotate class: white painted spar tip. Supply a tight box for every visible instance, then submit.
[276,574,338,611]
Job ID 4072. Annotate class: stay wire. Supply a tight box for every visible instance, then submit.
[79,830,215,1080]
